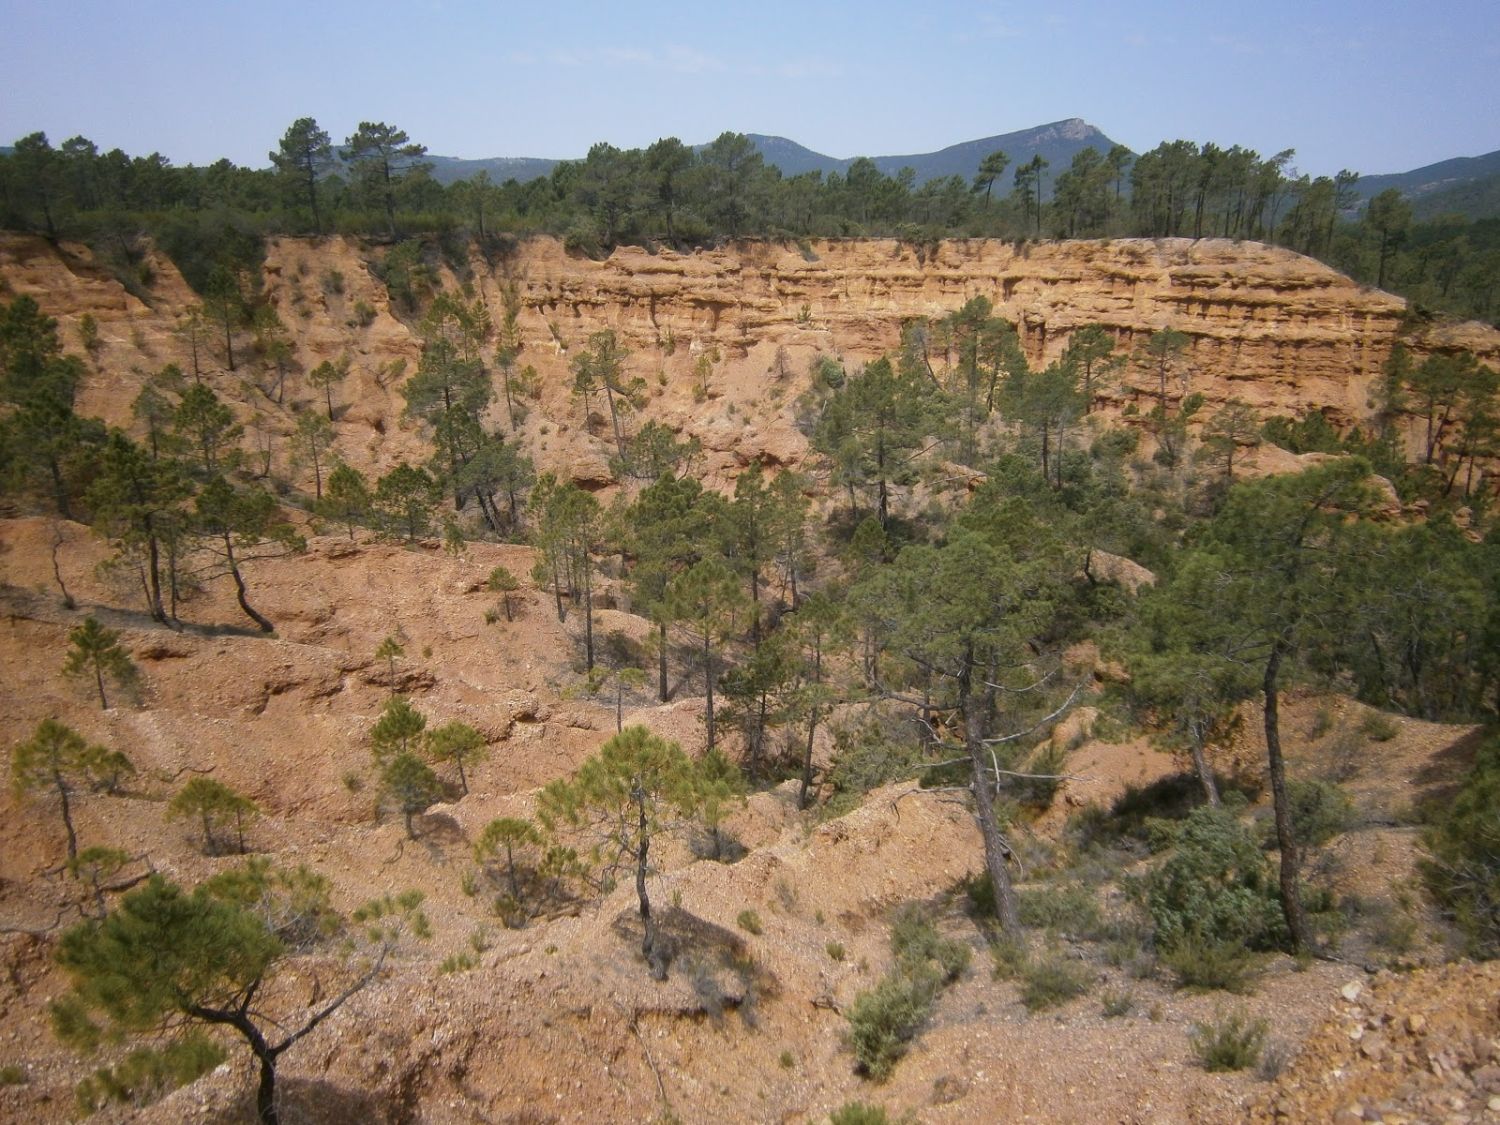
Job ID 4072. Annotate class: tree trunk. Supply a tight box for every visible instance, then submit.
[1188,722,1221,807]
[247,1034,279,1124]
[143,523,166,622]
[228,552,274,633]
[1263,642,1310,952]
[634,788,664,979]
[55,774,78,862]
[505,842,520,900]
[798,706,819,810]
[581,554,595,673]
[93,660,109,709]
[49,527,77,610]
[657,621,669,702]
[703,631,716,751]
[961,655,1021,935]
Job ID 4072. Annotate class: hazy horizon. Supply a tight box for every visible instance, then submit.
[2,0,1496,179]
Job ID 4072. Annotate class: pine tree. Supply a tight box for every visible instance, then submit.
[380,753,441,838]
[11,719,120,862]
[370,695,425,762]
[51,874,427,1125]
[537,726,700,978]
[166,777,259,855]
[63,616,137,709]
[425,720,487,795]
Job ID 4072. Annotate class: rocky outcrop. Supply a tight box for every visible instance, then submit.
[5,232,1498,489]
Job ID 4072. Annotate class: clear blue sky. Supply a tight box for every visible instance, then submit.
[2,0,1496,177]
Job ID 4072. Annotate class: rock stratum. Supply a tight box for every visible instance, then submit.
[4,232,1498,494]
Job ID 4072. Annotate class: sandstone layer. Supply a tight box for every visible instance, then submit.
[5,232,1499,494]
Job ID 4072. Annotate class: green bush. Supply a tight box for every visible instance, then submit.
[1100,986,1135,1018]
[1019,954,1092,1011]
[1017,883,1103,938]
[1360,711,1400,742]
[890,905,970,982]
[1422,729,1500,957]
[1189,1008,1268,1071]
[829,1103,901,1125]
[988,933,1029,980]
[846,904,969,1081]
[846,964,942,1081]
[1282,779,1355,849]
[1161,935,1262,993]
[1146,805,1286,953]
[737,909,764,935]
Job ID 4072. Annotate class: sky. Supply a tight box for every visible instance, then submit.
[2,0,1497,179]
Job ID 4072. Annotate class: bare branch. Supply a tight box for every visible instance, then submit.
[980,681,1088,745]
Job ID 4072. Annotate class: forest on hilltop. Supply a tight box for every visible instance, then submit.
[1,120,1498,328]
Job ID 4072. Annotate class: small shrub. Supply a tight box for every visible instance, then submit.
[77,313,101,355]
[1017,883,1103,938]
[321,269,345,296]
[989,934,1029,980]
[439,951,479,974]
[1102,927,1156,979]
[1257,1038,1293,1080]
[846,964,941,1081]
[826,941,847,962]
[1360,711,1400,742]
[1367,902,1419,955]
[737,909,764,935]
[1146,805,1286,953]
[1161,936,1261,993]
[829,1104,896,1125]
[1307,707,1335,740]
[890,906,970,982]
[349,300,376,328]
[1189,1008,1268,1071]
[778,1050,795,1069]
[342,771,364,792]
[1324,728,1365,781]
[1280,779,1355,850]
[1101,986,1135,1018]
[0,1064,25,1085]
[1019,954,1091,1012]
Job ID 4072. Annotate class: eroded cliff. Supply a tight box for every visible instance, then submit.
[4,232,1498,490]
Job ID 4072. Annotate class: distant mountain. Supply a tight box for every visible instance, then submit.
[420,119,1124,189]
[1351,150,1500,218]
[426,154,558,186]
[744,118,1124,184]
[1408,172,1500,222]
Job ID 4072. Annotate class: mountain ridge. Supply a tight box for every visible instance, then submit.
[424,118,1123,186]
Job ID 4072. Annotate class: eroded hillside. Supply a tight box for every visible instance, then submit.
[2,234,1497,1124]
[5,232,1498,497]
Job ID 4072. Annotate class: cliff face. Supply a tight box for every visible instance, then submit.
[490,236,1495,427]
[4,232,1498,486]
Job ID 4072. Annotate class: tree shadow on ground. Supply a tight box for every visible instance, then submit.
[608,905,780,1023]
